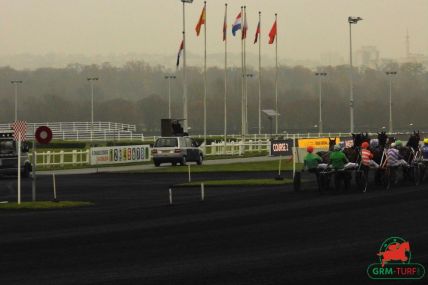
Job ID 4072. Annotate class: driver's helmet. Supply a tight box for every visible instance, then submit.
[370,139,379,149]
[424,138,428,145]
[307,146,314,153]
[395,140,403,147]
[361,142,369,149]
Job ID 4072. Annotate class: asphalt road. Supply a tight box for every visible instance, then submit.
[0,171,427,285]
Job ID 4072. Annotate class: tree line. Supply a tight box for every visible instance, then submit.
[0,61,427,135]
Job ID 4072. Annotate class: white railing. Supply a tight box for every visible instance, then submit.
[29,150,90,167]
[204,140,270,156]
[142,133,352,143]
[0,121,137,133]
[57,130,145,142]
[28,141,270,168]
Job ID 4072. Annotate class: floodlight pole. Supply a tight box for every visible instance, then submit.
[386,71,397,133]
[181,0,193,133]
[315,72,327,133]
[348,16,362,134]
[165,75,176,118]
[87,77,99,136]
[11,80,23,122]
[245,73,254,134]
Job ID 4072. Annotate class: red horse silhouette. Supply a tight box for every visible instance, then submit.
[377,241,410,267]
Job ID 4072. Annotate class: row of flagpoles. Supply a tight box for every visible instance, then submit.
[176,2,279,144]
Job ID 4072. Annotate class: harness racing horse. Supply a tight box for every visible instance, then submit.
[316,137,337,164]
[343,133,370,163]
[371,132,388,185]
[399,131,421,182]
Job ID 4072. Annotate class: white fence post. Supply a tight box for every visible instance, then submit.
[59,151,64,167]
[72,150,77,166]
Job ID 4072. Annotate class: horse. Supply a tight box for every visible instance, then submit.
[372,132,388,165]
[343,133,370,163]
[396,131,421,182]
[316,137,337,164]
[400,131,420,163]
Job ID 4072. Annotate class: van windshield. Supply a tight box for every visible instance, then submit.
[0,140,16,154]
[155,138,178,147]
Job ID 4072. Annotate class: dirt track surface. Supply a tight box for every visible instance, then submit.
[1,172,427,285]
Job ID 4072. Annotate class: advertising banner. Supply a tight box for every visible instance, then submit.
[270,139,294,156]
[297,137,340,149]
[90,145,150,165]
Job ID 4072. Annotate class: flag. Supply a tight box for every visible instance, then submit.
[242,10,248,40]
[223,6,227,41]
[176,40,184,67]
[232,12,242,36]
[254,20,260,44]
[195,6,206,36]
[268,20,277,44]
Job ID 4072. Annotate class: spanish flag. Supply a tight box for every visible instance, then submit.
[195,6,206,36]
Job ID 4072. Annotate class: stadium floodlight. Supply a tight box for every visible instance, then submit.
[348,16,363,24]
[348,16,363,133]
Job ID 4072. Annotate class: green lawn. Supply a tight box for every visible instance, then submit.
[0,201,93,210]
[145,159,301,173]
[177,178,293,187]
[205,151,268,160]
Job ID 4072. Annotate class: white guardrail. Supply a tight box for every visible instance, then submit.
[0,121,136,132]
[28,141,271,168]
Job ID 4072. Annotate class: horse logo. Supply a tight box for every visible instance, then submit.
[367,236,426,280]
[377,241,410,267]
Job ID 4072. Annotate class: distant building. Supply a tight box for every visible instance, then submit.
[355,46,380,68]
[400,30,428,68]
[320,52,345,66]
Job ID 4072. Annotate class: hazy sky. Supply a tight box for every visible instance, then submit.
[1,0,428,63]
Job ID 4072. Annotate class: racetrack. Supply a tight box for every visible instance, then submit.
[1,172,427,285]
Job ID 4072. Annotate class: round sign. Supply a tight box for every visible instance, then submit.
[35,126,53,144]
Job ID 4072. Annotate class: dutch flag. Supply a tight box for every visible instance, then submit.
[232,12,242,36]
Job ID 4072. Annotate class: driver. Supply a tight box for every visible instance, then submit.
[387,141,409,167]
[422,138,428,161]
[361,142,379,168]
[329,144,349,170]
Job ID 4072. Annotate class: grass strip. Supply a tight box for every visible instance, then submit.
[145,159,300,173]
[177,178,293,187]
[0,201,94,210]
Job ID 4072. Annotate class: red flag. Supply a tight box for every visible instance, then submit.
[195,6,206,36]
[254,21,260,44]
[268,20,277,44]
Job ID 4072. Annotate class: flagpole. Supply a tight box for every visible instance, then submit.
[203,1,207,150]
[182,2,188,133]
[275,13,278,135]
[224,3,228,153]
[244,6,248,136]
[240,6,244,139]
[258,11,262,135]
